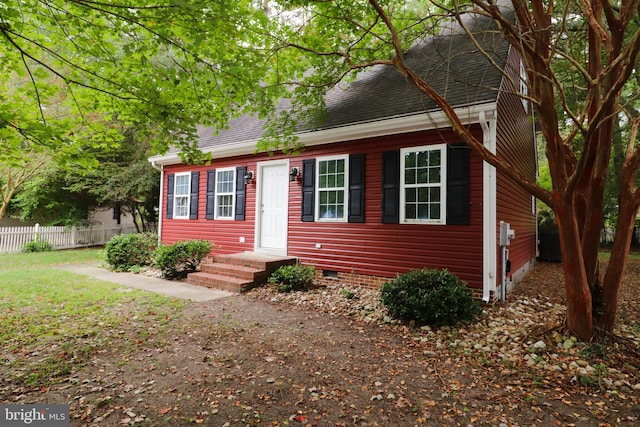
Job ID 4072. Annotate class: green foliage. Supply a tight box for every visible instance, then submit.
[11,129,160,228]
[155,240,213,279]
[268,264,316,293]
[380,269,481,327]
[340,287,358,300]
[537,205,558,233]
[22,238,53,253]
[0,0,278,166]
[104,233,158,271]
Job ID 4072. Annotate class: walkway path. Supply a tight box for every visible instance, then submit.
[63,264,233,302]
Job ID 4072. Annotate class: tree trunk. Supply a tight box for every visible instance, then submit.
[599,120,640,333]
[555,201,594,341]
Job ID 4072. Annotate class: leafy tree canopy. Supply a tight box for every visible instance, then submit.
[0,0,282,165]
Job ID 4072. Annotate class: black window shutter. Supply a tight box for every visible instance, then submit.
[235,166,247,221]
[205,170,216,220]
[166,173,175,219]
[301,159,315,222]
[446,144,470,225]
[381,150,400,224]
[189,172,200,219]
[348,153,365,223]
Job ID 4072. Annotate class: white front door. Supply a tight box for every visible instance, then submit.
[256,161,289,253]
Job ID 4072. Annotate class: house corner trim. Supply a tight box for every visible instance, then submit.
[480,111,497,302]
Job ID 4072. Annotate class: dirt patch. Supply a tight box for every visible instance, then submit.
[2,260,640,426]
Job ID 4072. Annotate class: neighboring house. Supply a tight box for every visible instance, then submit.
[148,12,537,301]
[89,206,137,228]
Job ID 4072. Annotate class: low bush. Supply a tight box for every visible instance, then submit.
[155,240,212,279]
[268,264,316,293]
[380,268,481,326]
[104,233,158,271]
[23,238,53,253]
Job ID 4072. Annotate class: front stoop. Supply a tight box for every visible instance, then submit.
[187,252,297,293]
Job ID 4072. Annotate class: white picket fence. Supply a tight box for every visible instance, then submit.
[0,224,137,253]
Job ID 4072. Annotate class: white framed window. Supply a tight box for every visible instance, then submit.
[173,172,191,219]
[520,60,528,112]
[215,168,235,219]
[316,155,348,221]
[400,144,446,224]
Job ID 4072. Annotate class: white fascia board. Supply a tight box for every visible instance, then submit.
[148,102,498,166]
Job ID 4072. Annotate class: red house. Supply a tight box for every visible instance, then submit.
[148,14,537,301]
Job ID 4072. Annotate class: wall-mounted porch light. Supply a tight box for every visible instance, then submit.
[244,171,254,185]
[289,167,299,182]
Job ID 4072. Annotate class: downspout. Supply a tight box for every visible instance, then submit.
[479,111,497,302]
[150,160,164,246]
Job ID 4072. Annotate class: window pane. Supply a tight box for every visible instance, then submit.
[217,170,234,193]
[406,188,416,203]
[326,160,334,173]
[418,187,428,202]
[418,204,428,219]
[405,204,416,219]
[417,151,429,166]
[430,187,441,203]
[405,152,416,168]
[417,167,428,184]
[429,150,441,166]
[428,167,440,183]
[217,194,233,218]
[319,192,327,204]
[175,175,189,196]
[405,169,415,185]
[175,196,188,217]
[430,203,441,219]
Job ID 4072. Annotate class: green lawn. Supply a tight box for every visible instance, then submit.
[598,249,640,260]
[0,249,184,386]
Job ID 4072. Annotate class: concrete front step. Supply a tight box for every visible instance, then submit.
[187,252,297,293]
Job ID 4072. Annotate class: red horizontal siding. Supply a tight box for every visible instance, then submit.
[161,128,485,289]
[288,129,484,289]
[495,47,537,282]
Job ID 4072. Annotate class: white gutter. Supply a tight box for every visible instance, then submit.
[148,103,498,166]
[150,160,164,245]
[479,111,498,302]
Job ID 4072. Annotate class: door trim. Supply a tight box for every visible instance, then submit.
[254,159,290,255]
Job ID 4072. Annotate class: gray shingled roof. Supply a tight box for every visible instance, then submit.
[196,12,510,150]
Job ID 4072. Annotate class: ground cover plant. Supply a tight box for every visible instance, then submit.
[0,249,639,426]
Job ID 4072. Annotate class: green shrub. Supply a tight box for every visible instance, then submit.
[268,264,316,293]
[380,268,481,327]
[23,238,53,253]
[155,240,212,279]
[104,233,158,271]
